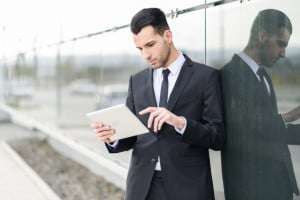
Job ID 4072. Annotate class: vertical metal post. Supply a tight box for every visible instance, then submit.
[56,44,62,124]
[204,0,207,64]
[33,37,39,89]
[56,23,63,125]
[219,5,225,64]
[1,26,6,102]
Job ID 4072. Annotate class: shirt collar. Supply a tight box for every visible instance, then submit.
[157,52,185,76]
[238,51,260,74]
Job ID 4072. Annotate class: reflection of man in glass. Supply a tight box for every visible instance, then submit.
[221,9,300,200]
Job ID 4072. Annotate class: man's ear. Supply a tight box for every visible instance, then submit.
[164,30,173,44]
[258,31,269,43]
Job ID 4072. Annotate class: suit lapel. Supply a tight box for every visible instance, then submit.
[236,55,278,112]
[234,55,261,87]
[143,55,194,111]
[167,56,194,111]
[145,68,157,107]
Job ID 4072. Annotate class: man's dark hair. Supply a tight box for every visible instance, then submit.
[249,9,292,45]
[130,8,170,35]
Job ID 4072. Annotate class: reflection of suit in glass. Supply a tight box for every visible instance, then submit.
[221,54,300,200]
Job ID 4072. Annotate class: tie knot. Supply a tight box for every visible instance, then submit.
[257,67,267,79]
[162,69,170,79]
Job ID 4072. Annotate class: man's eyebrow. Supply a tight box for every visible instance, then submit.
[145,40,155,46]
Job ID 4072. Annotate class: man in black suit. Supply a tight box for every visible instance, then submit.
[92,8,224,200]
[221,9,300,200]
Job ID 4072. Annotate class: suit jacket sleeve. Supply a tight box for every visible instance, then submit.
[258,109,300,145]
[105,76,137,153]
[286,123,300,145]
[182,70,225,150]
[258,112,300,145]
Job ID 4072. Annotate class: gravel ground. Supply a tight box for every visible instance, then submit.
[10,138,125,200]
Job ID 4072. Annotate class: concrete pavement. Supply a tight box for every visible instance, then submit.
[0,140,61,200]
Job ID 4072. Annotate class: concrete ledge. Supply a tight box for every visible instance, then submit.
[0,110,11,123]
[0,102,127,190]
[49,137,127,189]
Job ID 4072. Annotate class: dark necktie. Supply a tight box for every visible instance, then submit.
[159,69,170,107]
[257,67,270,95]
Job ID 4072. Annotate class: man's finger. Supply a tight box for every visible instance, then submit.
[91,122,104,128]
[96,131,115,140]
[99,128,116,136]
[139,107,156,115]
[94,126,112,133]
[100,131,116,142]
[158,115,168,131]
[99,135,112,142]
[154,113,165,132]
[96,131,113,138]
[148,110,160,129]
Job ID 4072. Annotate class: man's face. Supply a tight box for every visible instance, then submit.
[259,27,291,67]
[133,25,172,69]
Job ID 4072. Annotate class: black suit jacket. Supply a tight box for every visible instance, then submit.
[106,55,224,200]
[221,55,300,200]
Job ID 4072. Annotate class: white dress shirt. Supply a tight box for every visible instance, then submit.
[153,52,185,107]
[238,52,271,95]
[152,52,186,170]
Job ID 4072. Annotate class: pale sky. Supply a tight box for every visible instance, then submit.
[0,0,299,61]
[0,0,205,58]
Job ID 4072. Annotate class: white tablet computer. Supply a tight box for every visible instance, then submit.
[86,104,148,140]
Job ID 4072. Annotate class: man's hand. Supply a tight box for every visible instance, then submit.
[91,122,116,143]
[282,105,300,123]
[139,107,186,133]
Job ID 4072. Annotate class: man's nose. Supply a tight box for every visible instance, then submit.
[280,48,286,58]
[142,49,151,60]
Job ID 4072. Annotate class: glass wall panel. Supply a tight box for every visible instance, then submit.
[207,0,300,199]
[169,7,206,63]
[0,1,206,168]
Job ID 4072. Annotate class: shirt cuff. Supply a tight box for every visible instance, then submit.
[174,117,187,135]
[107,140,119,148]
